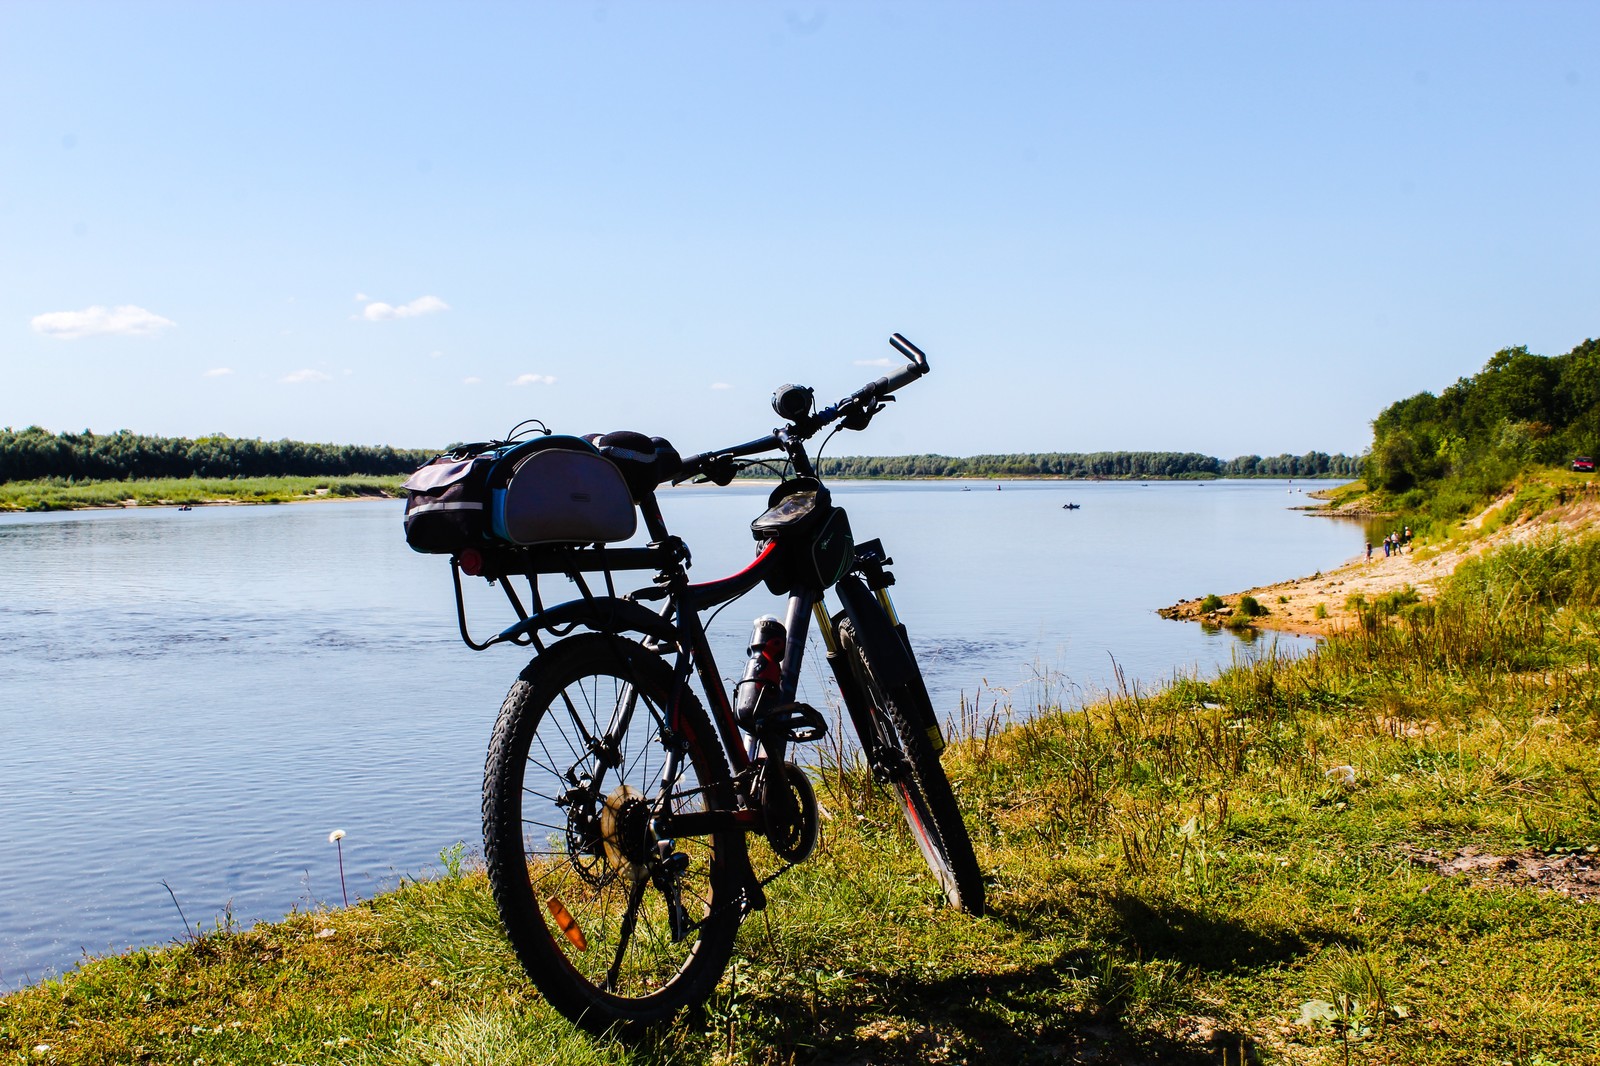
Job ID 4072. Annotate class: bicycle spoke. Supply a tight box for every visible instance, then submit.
[600,874,651,992]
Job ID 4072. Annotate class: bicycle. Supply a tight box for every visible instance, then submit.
[420,335,982,1033]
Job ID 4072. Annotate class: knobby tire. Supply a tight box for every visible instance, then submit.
[838,620,985,916]
[482,633,740,1033]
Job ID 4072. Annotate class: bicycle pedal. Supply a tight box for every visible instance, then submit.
[755,702,828,744]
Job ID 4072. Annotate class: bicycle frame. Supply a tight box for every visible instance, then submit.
[451,468,921,824]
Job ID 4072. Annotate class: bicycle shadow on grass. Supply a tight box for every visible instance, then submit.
[684,892,1359,1063]
[989,888,1354,975]
[691,950,1257,1065]
[1100,891,1356,972]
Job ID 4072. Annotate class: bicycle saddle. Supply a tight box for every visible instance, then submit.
[586,430,682,501]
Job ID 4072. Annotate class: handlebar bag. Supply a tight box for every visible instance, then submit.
[488,436,638,546]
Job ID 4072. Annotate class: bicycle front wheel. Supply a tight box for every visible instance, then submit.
[837,619,985,916]
[482,633,741,1032]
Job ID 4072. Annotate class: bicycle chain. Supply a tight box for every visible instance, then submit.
[681,853,798,936]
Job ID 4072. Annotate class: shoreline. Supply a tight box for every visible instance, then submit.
[0,483,403,515]
[1162,489,1600,636]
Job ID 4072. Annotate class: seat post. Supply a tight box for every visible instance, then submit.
[638,491,670,543]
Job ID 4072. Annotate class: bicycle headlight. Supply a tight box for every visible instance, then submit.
[772,384,814,422]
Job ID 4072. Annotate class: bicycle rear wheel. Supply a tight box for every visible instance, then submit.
[482,633,741,1032]
[837,619,985,916]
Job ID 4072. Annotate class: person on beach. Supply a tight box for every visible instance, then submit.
[1366,540,1373,560]
[1383,538,1391,558]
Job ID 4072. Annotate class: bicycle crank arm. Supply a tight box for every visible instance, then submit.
[658,807,761,838]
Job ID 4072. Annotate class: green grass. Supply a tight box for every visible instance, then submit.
[6,534,1600,1064]
[0,475,405,511]
[1354,463,1600,545]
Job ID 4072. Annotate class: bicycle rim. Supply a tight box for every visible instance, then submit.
[483,634,740,1030]
[839,621,985,915]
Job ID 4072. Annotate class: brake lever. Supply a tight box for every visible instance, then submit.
[700,454,738,486]
[840,395,892,432]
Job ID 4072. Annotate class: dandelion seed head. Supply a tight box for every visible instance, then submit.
[328,829,346,843]
[1324,765,1357,789]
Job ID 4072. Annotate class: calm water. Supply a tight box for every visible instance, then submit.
[0,480,1359,989]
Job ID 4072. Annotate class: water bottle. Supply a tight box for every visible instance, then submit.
[733,615,786,727]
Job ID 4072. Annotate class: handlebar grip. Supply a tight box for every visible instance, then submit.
[672,452,712,484]
[726,433,782,457]
[670,433,782,484]
[880,361,926,396]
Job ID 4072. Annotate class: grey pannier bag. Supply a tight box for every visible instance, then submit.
[488,436,637,546]
[402,435,638,554]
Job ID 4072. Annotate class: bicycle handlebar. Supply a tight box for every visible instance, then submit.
[673,334,931,484]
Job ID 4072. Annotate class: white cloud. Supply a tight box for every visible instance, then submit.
[430,350,444,359]
[203,367,233,378]
[282,369,333,384]
[360,295,449,321]
[853,357,894,368]
[354,292,368,302]
[31,304,176,340]
[463,376,482,385]
[710,382,733,390]
[512,373,557,386]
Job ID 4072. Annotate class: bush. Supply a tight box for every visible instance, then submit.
[1236,595,1268,618]
[1200,594,1224,613]
[1446,534,1600,611]
[1373,587,1420,616]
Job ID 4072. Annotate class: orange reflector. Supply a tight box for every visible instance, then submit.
[546,896,588,952]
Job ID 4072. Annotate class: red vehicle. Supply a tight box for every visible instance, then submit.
[1573,457,1595,472]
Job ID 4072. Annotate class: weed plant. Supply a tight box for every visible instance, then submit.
[6,536,1600,1063]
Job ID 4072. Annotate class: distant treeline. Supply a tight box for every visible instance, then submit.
[1367,337,1600,496]
[0,426,1360,485]
[0,427,434,484]
[812,451,1361,480]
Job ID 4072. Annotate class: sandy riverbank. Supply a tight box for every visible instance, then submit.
[1160,490,1600,636]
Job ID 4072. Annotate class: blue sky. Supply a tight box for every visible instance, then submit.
[3,1,1595,458]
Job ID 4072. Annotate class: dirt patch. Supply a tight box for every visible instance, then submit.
[1405,845,1600,901]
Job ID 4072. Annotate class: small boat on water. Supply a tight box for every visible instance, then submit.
[1062,503,1080,510]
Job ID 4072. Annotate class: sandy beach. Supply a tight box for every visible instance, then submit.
[1160,489,1600,636]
